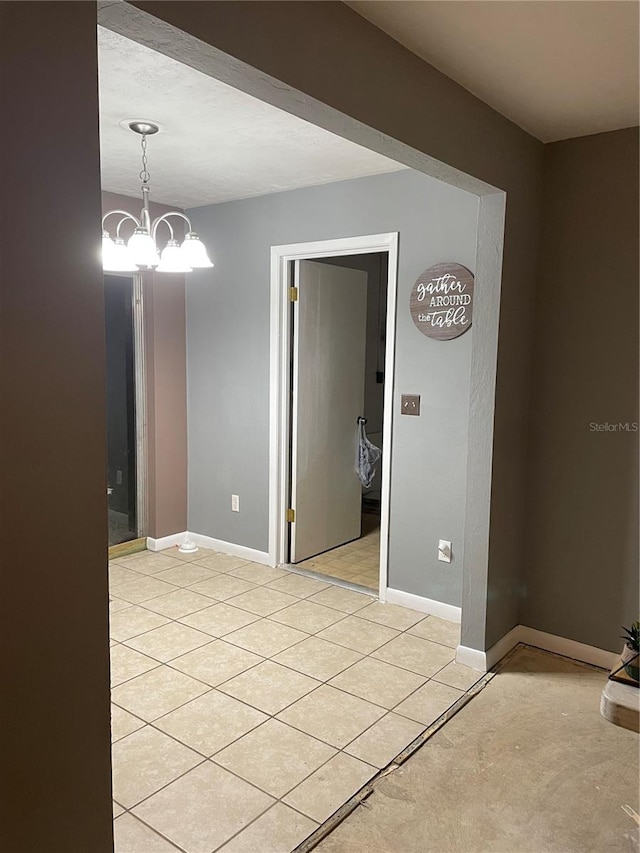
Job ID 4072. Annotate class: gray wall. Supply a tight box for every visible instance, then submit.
[522,127,639,652]
[108,0,543,653]
[187,169,478,607]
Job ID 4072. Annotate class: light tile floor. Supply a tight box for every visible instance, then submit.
[110,547,479,853]
[296,512,380,590]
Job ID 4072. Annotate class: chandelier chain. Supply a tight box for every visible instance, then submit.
[139,133,151,185]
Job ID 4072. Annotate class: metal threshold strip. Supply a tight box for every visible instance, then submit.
[292,647,528,852]
[108,536,146,560]
[279,563,378,599]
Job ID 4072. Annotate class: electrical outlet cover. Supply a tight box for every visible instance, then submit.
[438,539,452,563]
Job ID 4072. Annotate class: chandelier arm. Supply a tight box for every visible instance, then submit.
[102,210,141,235]
[151,216,175,243]
[151,211,194,243]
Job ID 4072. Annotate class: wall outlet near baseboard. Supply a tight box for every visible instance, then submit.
[231,494,240,512]
[438,540,452,563]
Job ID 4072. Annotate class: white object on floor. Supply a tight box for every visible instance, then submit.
[600,679,640,732]
[179,535,199,554]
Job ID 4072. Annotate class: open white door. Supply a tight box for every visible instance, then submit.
[290,260,368,563]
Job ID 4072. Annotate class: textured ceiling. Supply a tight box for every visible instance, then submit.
[98,27,405,209]
[347,1,639,142]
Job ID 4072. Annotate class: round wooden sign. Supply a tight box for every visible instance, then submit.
[410,263,474,341]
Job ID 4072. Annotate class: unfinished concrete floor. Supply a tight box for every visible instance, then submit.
[315,646,639,853]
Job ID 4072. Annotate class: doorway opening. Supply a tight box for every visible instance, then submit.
[269,233,398,599]
[287,253,388,592]
[105,273,147,550]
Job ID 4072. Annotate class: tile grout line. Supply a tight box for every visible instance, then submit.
[113,652,442,815]
[115,667,474,852]
[111,560,378,616]
[116,807,190,853]
[210,800,320,853]
[109,548,470,852]
[121,713,342,835]
[111,574,463,730]
[112,651,461,758]
[293,671,495,853]
[112,613,461,679]
[111,607,461,709]
[121,744,282,825]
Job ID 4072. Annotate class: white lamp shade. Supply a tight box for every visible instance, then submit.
[103,235,137,272]
[180,232,213,268]
[128,228,159,267]
[156,240,193,274]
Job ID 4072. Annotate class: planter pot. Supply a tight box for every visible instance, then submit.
[621,642,640,682]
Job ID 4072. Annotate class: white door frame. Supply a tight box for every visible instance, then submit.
[269,233,399,601]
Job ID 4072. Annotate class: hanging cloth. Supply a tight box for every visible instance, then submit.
[356,417,381,488]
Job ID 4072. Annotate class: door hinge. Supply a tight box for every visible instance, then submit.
[289,286,298,302]
[286,508,295,523]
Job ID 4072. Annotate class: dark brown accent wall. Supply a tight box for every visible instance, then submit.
[102,192,188,539]
[2,2,634,848]
[522,127,640,651]
[0,3,114,852]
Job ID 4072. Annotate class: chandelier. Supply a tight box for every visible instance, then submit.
[102,121,213,274]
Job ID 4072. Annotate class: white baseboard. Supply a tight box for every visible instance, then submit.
[189,532,271,567]
[459,625,521,672]
[147,532,187,552]
[147,531,271,566]
[144,537,620,677]
[485,625,522,670]
[384,588,462,623]
[455,644,486,671]
[518,626,617,671]
[457,624,618,674]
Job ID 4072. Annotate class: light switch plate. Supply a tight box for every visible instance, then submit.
[401,394,421,415]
